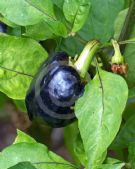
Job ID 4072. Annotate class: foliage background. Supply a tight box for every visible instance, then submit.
[0,0,134,169]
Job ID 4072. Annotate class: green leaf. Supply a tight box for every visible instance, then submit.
[0,1,67,37]
[74,134,87,166]
[47,20,67,37]
[14,129,36,144]
[0,92,7,108]
[7,27,22,37]
[0,142,75,169]
[111,114,135,149]
[64,122,80,165]
[114,8,128,40]
[124,26,135,88]
[26,0,56,19]
[25,0,67,37]
[0,92,8,118]
[59,36,83,56]
[25,21,54,41]
[124,0,131,8]
[53,5,68,28]
[129,87,135,98]
[8,162,36,169]
[52,0,64,9]
[0,0,43,25]
[0,33,48,99]
[0,15,17,28]
[100,163,125,169]
[13,100,27,112]
[63,0,91,32]
[0,0,55,26]
[75,70,128,169]
[95,157,125,168]
[128,142,135,169]
[78,0,124,42]
[123,87,135,120]
[104,157,123,164]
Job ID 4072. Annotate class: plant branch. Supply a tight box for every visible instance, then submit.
[118,0,135,53]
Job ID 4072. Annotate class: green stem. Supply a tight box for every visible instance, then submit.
[74,40,100,78]
[118,0,135,53]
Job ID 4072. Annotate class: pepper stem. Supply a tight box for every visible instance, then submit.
[74,40,100,78]
[111,39,124,64]
[112,39,121,57]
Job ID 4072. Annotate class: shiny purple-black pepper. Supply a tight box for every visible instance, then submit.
[25,52,84,127]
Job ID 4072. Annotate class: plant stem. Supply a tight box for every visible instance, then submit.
[118,0,135,53]
[74,40,100,78]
